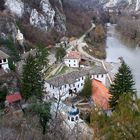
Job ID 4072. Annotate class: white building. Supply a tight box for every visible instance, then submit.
[64,51,81,68]
[0,50,9,70]
[16,29,24,46]
[45,66,107,100]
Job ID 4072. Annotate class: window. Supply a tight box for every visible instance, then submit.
[69,60,70,62]
[97,75,99,78]
[68,116,70,120]
[50,85,51,88]
[76,116,78,120]
[0,60,2,63]
[73,84,75,87]
[71,117,74,121]
[77,84,79,88]
[3,59,6,62]
[0,65,1,69]
[65,85,67,88]
[81,83,83,86]
[53,86,54,89]
[74,60,76,62]
[69,64,71,67]
[60,87,62,90]
[74,64,76,66]
[82,77,84,80]
[102,74,104,78]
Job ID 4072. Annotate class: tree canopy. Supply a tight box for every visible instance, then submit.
[55,46,66,61]
[21,55,43,100]
[90,94,140,140]
[109,61,136,110]
[29,98,51,135]
[36,43,48,69]
[81,75,92,99]
[0,86,8,109]
[94,24,105,43]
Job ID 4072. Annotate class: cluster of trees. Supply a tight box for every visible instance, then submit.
[0,38,20,62]
[55,45,66,61]
[117,16,140,42]
[81,75,92,99]
[0,0,5,11]
[21,43,51,134]
[0,85,8,109]
[22,43,48,100]
[94,24,106,43]
[90,94,140,139]
[85,23,106,59]
[90,60,139,139]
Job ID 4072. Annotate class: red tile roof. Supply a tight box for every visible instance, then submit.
[65,51,81,59]
[6,92,22,103]
[92,79,111,110]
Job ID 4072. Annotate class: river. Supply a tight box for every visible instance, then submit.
[106,24,140,97]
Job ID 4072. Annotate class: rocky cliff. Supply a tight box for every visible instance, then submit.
[103,0,140,11]
[0,0,102,44]
[1,0,140,45]
[4,0,66,33]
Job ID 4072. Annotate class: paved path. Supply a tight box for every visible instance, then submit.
[75,23,113,84]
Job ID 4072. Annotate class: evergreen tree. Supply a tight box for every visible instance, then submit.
[81,75,92,99]
[30,99,51,135]
[0,86,8,109]
[21,55,43,100]
[109,61,136,110]
[8,58,16,71]
[36,43,48,69]
[90,94,140,140]
[55,45,66,61]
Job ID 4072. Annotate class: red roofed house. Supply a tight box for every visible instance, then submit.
[64,51,81,68]
[92,79,112,114]
[6,92,22,104]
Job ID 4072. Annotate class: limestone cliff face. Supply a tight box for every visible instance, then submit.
[0,12,17,41]
[4,0,66,33]
[102,0,140,11]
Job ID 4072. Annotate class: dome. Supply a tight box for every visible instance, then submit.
[68,105,79,116]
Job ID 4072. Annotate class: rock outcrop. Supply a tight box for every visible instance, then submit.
[102,0,140,11]
[4,0,66,33]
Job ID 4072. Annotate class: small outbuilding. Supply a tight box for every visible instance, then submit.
[6,92,22,104]
[64,51,81,68]
[0,50,9,70]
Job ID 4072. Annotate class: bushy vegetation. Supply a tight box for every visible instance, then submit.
[90,94,140,140]
[55,46,66,61]
[0,85,8,109]
[81,75,92,99]
[116,15,140,43]
[0,38,20,61]
[8,58,16,71]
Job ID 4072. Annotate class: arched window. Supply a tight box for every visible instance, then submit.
[71,117,74,121]
[3,59,6,62]
[76,116,78,120]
